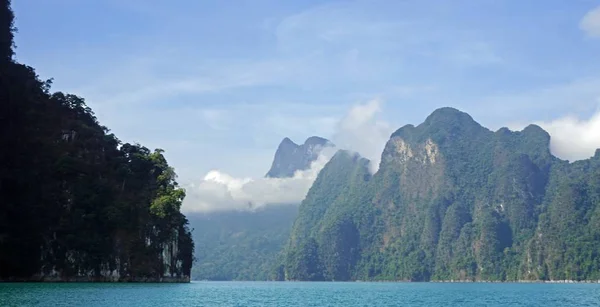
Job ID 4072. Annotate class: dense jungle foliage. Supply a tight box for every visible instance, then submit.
[0,0,193,281]
[283,108,600,282]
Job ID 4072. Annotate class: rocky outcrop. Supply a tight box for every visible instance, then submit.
[266,136,333,178]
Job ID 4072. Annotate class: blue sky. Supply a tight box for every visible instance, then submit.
[11,0,600,189]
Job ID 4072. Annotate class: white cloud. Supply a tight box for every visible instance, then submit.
[581,5,600,38]
[19,0,600,215]
[501,101,600,162]
[177,99,600,213]
[331,99,394,173]
[182,147,336,213]
[181,97,597,213]
[182,100,393,213]
[535,108,600,162]
[472,78,600,127]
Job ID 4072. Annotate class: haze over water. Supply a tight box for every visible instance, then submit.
[1,282,599,306]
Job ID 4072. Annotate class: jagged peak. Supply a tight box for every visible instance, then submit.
[423,107,478,127]
[390,124,415,139]
[521,124,550,140]
[494,125,550,140]
[280,137,298,146]
[266,136,332,178]
[333,149,357,158]
[495,124,551,149]
[276,137,299,151]
[495,127,513,135]
[277,136,333,149]
[390,107,487,142]
[331,149,369,163]
[303,136,332,147]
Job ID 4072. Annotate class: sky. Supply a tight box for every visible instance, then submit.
[11,0,600,212]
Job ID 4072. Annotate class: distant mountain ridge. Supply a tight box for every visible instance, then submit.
[282,107,600,282]
[266,136,334,178]
[189,205,298,281]
[190,135,331,281]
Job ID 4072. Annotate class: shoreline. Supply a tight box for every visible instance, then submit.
[0,276,191,283]
[192,279,600,284]
[430,280,600,284]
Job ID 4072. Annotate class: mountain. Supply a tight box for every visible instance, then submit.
[189,205,298,280]
[283,107,600,282]
[266,136,333,178]
[190,136,332,280]
[0,1,193,282]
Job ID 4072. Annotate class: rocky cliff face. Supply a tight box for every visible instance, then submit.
[284,107,600,282]
[0,0,193,283]
[266,136,333,178]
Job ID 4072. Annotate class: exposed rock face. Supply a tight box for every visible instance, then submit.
[284,107,600,282]
[266,136,333,178]
[7,275,190,283]
[20,223,194,283]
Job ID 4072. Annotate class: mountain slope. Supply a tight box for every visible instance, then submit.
[189,205,298,280]
[190,136,332,280]
[284,150,373,281]
[284,107,600,282]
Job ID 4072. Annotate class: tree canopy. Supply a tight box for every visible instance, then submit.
[0,0,193,281]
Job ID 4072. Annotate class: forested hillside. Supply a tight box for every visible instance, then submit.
[0,0,193,282]
[190,205,297,280]
[284,107,600,282]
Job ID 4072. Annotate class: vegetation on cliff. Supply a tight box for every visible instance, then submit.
[284,107,600,282]
[0,0,193,281]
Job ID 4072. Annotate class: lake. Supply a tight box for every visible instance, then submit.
[1,281,599,306]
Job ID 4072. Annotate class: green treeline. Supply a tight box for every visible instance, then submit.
[0,0,193,281]
[283,108,600,282]
[189,205,298,281]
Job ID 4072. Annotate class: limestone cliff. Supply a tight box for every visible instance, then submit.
[284,107,600,282]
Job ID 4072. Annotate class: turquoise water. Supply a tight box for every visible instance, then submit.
[1,282,599,306]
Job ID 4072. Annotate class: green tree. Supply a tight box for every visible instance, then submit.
[0,1,193,281]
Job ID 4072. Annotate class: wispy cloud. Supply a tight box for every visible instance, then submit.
[331,99,394,173]
[581,5,600,38]
[506,108,600,162]
[535,108,600,162]
[182,147,336,213]
[181,96,600,213]
[182,100,393,213]
[13,0,600,198]
[89,100,346,182]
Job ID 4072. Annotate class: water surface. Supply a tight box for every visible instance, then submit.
[1,281,599,306]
